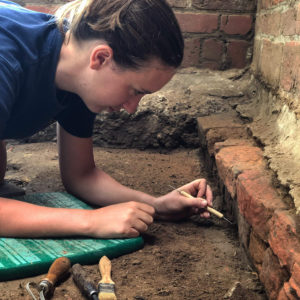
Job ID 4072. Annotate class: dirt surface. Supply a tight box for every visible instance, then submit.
[0,142,266,300]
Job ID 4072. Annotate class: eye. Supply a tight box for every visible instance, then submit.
[134,89,145,96]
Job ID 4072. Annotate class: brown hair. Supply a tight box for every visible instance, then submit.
[55,0,184,69]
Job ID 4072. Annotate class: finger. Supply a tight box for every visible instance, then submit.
[136,209,154,226]
[199,211,210,219]
[126,228,140,238]
[181,196,207,209]
[196,178,207,198]
[132,219,149,233]
[205,185,213,206]
[180,178,206,197]
[136,202,155,216]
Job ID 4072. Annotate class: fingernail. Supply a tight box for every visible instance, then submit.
[202,200,207,206]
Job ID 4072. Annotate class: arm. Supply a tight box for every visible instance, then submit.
[58,125,213,223]
[0,128,154,239]
[57,125,156,206]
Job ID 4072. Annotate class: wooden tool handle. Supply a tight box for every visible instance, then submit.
[99,256,114,284]
[179,190,224,218]
[44,257,71,286]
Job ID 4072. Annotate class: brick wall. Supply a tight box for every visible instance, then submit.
[250,0,300,234]
[169,0,256,69]
[253,0,300,99]
[20,0,256,70]
[238,0,300,298]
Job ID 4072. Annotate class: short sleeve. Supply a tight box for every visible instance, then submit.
[55,93,96,138]
[0,58,19,138]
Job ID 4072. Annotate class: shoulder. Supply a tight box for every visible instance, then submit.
[0,2,63,66]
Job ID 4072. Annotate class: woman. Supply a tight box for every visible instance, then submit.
[0,0,213,238]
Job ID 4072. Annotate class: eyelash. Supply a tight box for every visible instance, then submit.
[134,90,144,96]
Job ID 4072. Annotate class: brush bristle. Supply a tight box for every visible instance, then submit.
[98,283,117,300]
[98,292,117,300]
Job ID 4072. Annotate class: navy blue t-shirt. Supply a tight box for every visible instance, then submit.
[0,0,96,139]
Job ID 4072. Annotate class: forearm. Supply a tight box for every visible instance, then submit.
[62,167,156,208]
[0,197,91,237]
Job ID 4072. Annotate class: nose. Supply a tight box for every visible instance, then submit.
[123,96,143,114]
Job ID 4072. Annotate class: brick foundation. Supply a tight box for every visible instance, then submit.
[197,111,300,300]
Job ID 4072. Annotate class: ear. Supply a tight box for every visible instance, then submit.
[89,45,113,70]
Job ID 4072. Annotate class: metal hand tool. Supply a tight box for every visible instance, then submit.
[26,256,71,300]
[71,263,98,300]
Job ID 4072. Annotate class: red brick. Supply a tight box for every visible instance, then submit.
[281,8,299,36]
[257,12,281,36]
[282,282,299,300]
[181,37,201,68]
[226,40,250,69]
[206,127,249,155]
[249,231,267,271]
[167,0,187,8]
[202,39,224,62]
[237,169,287,241]
[221,15,253,35]
[280,42,300,93]
[214,139,255,154]
[260,248,289,300]
[197,111,245,148]
[200,61,221,70]
[289,263,300,298]
[260,39,283,87]
[191,0,256,11]
[175,12,218,33]
[297,3,300,35]
[25,5,59,14]
[261,0,274,9]
[278,287,289,300]
[197,112,244,134]
[272,0,286,5]
[269,210,300,270]
[215,146,265,198]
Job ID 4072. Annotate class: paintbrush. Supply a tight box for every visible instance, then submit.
[98,256,117,300]
[169,185,233,224]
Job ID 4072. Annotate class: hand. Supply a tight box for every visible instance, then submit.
[154,178,213,221]
[86,201,155,238]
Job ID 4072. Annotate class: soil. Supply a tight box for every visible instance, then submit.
[0,142,266,300]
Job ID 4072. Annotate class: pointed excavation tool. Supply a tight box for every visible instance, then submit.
[71,263,98,300]
[98,256,117,300]
[26,256,71,300]
[169,185,233,224]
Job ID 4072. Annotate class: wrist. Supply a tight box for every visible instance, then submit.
[75,209,96,237]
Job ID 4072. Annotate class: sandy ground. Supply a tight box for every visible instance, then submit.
[0,142,266,299]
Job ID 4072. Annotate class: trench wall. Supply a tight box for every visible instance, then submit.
[246,0,300,215]
[199,1,300,299]
[19,0,256,70]
[197,111,300,300]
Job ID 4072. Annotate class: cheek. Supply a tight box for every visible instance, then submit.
[110,87,131,103]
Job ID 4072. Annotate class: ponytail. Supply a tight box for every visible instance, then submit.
[55,0,184,69]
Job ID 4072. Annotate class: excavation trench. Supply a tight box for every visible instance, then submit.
[0,69,268,299]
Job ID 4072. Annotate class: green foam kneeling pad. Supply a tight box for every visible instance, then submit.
[0,192,143,281]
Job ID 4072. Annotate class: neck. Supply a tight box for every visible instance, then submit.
[55,34,90,93]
